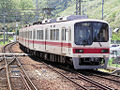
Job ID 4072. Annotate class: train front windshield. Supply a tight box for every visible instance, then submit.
[74,22,109,45]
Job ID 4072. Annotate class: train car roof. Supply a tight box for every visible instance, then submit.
[20,18,109,31]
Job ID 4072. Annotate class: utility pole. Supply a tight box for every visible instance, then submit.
[35,0,39,21]
[76,0,82,15]
[102,0,104,20]
[3,15,6,44]
[42,0,55,19]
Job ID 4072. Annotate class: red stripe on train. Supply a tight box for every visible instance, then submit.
[19,37,72,48]
[73,48,110,54]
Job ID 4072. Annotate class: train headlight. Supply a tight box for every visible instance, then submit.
[75,49,84,53]
[101,49,109,53]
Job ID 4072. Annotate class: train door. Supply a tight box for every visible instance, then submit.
[45,28,48,51]
[25,31,26,46]
[61,27,67,55]
[33,29,35,49]
[68,26,71,54]
[61,27,71,55]
[27,30,29,48]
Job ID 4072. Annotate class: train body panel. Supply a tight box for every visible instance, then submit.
[19,16,110,69]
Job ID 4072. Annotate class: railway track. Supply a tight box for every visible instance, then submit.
[0,57,8,90]
[0,42,37,90]
[90,71,120,83]
[79,70,120,89]
[4,42,119,90]
[34,59,114,90]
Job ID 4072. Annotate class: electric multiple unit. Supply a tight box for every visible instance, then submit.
[19,15,110,69]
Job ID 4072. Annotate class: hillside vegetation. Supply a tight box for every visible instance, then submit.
[58,0,120,40]
[0,0,120,40]
[59,0,120,29]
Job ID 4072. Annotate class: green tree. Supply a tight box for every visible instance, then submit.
[20,0,34,10]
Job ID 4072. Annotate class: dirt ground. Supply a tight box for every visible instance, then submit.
[12,43,79,90]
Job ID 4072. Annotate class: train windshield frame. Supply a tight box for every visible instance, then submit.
[74,21,109,45]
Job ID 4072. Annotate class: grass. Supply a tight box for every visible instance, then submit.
[9,37,14,41]
[0,35,3,39]
[108,58,120,68]
[0,41,9,45]
[0,36,13,45]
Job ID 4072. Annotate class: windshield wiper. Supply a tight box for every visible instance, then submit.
[98,42,102,47]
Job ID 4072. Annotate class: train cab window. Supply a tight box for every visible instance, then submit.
[92,22,109,42]
[62,28,66,41]
[74,22,109,45]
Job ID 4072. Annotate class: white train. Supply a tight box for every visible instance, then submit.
[19,15,110,69]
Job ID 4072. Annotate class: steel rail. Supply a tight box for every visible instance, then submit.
[40,61,89,90]
[40,61,114,90]
[2,42,16,53]
[9,42,37,90]
[8,42,115,90]
[20,73,32,90]
[16,58,38,90]
[91,72,120,83]
[77,73,114,90]
[4,56,12,90]
[2,42,17,90]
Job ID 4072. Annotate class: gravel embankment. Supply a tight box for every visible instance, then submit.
[12,44,79,90]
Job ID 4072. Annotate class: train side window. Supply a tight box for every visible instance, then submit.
[26,32,27,38]
[37,30,39,39]
[37,30,43,40]
[26,31,27,38]
[27,32,29,38]
[50,29,59,40]
[50,30,52,40]
[45,29,49,40]
[62,28,66,41]
[40,30,43,39]
[33,30,36,39]
[23,32,24,38]
[25,32,26,38]
[24,32,25,38]
[56,29,59,40]
[69,28,71,41]
[53,29,55,40]
[29,31,31,39]
[50,29,53,40]
[30,31,31,39]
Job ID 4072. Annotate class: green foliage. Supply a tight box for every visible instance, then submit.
[0,41,9,45]
[108,58,120,68]
[20,0,34,9]
[0,0,120,40]
[58,0,120,40]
